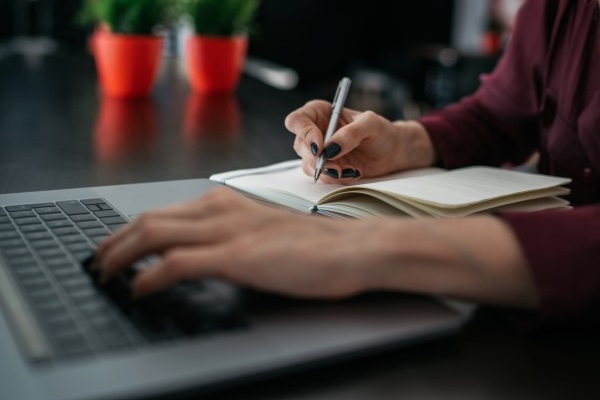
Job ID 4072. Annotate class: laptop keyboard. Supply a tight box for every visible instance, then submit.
[0,199,247,364]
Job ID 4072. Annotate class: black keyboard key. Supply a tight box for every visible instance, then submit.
[6,256,37,268]
[3,247,31,259]
[14,217,41,226]
[94,210,119,218]
[14,266,42,279]
[99,204,113,211]
[0,215,11,224]
[70,214,97,222]
[86,205,101,212]
[10,210,36,219]
[6,203,54,212]
[20,224,47,233]
[45,257,73,268]
[41,213,67,222]
[101,216,127,225]
[34,206,61,215]
[46,220,73,229]
[56,201,89,215]
[0,223,15,231]
[58,235,88,245]
[0,207,6,216]
[106,223,127,232]
[53,227,80,236]
[83,227,110,237]
[25,231,53,241]
[30,239,59,249]
[0,238,25,248]
[65,242,93,253]
[81,198,105,206]
[76,220,104,229]
[0,230,20,240]
[37,248,68,259]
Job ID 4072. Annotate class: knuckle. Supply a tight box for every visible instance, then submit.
[162,250,188,278]
[305,99,328,108]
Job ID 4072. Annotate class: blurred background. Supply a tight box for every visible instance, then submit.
[0,0,523,120]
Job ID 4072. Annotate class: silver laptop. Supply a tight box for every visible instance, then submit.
[0,179,467,400]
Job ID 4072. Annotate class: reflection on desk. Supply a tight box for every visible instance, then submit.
[183,93,242,147]
[94,98,158,163]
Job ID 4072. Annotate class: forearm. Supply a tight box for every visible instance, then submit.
[357,216,539,309]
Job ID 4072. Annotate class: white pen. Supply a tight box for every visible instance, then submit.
[313,77,352,183]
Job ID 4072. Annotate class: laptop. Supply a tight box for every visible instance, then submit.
[0,178,468,400]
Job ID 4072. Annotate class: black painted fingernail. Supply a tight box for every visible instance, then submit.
[323,142,341,159]
[324,169,339,179]
[354,170,361,178]
[341,168,356,178]
[310,142,318,156]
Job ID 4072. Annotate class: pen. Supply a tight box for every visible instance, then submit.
[314,77,352,182]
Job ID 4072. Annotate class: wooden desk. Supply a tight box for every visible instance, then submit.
[0,52,598,400]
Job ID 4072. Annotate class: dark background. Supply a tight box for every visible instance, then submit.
[0,0,496,111]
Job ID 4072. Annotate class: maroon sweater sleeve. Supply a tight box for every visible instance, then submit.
[419,1,600,327]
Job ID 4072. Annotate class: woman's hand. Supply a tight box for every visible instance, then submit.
[93,187,538,309]
[94,187,378,299]
[285,100,438,183]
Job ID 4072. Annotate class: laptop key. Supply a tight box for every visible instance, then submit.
[94,210,119,218]
[0,238,26,248]
[53,227,80,236]
[56,200,90,215]
[34,206,61,215]
[41,213,68,222]
[25,231,53,241]
[10,210,36,219]
[76,220,104,229]
[46,219,73,228]
[81,198,105,206]
[70,214,97,222]
[14,217,41,226]
[101,215,127,224]
[5,203,52,212]
[20,224,47,233]
[30,239,58,249]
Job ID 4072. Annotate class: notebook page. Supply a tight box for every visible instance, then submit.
[348,166,571,208]
[224,167,345,206]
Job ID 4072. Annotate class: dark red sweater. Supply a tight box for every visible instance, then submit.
[419,0,600,326]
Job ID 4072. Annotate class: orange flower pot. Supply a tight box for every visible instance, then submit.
[92,31,163,98]
[185,35,247,93]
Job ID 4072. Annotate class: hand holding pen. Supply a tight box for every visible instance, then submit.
[313,77,352,182]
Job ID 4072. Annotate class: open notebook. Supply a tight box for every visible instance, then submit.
[210,159,571,218]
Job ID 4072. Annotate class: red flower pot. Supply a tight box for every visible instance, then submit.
[92,31,163,98]
[185,35,247,93]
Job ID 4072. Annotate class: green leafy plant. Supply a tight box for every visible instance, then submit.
[180,0,261,36]
[78,0,176,35]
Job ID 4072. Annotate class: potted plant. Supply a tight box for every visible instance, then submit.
[79,0,176,98]
[179,0,260,93]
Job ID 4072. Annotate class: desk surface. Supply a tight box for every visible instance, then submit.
[1,51,598,400]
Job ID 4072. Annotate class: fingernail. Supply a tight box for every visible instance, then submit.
[324,169,339,179]
[310,142,318,156]
[354,170,361,178]
[341,168,356,178]
[323,143,341,159]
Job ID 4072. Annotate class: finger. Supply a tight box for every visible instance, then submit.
[132,247,225,297]
[98,217,227,282]
[285,100,331,153]
[323,111,383,160]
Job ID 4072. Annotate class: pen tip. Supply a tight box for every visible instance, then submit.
[313,169,321,183]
